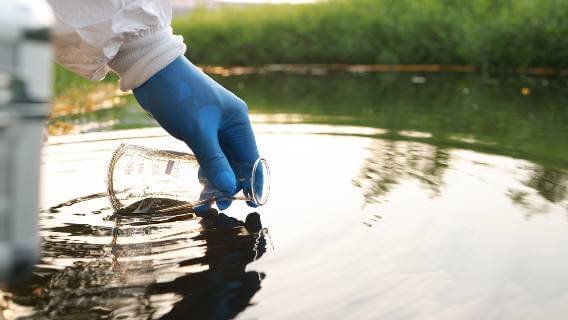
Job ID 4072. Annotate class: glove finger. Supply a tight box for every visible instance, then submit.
[246,200,258,208]
[194,202,212,215]
[190,106,237,195]
[219,120,261,204]
[216,199,233,211]
[193,175,233,213]
[198,162,236,211]
[194,183,214,215]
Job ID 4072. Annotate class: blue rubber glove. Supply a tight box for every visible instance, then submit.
[132,56,260,211]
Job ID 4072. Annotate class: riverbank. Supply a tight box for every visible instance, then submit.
[173,0,567,73]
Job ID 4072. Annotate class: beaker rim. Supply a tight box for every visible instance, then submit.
[251,157,270,206]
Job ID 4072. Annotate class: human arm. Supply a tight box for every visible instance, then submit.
[47,0,260,209]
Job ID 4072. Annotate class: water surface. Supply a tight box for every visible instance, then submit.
[2,73,567,319]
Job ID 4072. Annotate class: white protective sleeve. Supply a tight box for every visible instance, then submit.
[47,0,187,91]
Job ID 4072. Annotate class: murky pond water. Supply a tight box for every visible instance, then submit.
[2,73,568,319]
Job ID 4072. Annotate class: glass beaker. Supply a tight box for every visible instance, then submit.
[106,144,270,213]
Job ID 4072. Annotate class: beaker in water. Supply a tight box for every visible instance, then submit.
[107,144,270,213]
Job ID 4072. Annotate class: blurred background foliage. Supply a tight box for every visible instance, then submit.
[173,0,568,72]
[55,0,568,93]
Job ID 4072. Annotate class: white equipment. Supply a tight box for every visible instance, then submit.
[0,0,53,284]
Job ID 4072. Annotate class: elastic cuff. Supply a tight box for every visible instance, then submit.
[108,27,187,91]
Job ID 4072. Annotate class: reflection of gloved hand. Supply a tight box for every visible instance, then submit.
[133,56,259,210]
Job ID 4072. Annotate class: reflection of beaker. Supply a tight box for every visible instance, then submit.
[107,144,270,213]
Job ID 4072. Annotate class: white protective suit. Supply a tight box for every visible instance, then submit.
[47,0,186,91]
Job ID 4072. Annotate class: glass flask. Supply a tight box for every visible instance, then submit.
[107,144,270,213]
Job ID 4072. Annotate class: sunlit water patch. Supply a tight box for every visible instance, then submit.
[1,124,566,319]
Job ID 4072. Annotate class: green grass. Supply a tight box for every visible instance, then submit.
[173,0,568,72]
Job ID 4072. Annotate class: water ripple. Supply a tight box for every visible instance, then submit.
[6,195,270,319]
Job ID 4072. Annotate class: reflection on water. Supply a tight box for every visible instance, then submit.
[520,167,567,204]
[53,73,568,171]
[353,140,450,206]
[507,165,567,218]
[353,139,567,225]
[3,195,269,319]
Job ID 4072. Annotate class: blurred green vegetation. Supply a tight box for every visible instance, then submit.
[53,64,118,96]
[54,0,568,95]
[173,0,568,72]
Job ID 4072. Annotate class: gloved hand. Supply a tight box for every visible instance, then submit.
[132,56,260,211]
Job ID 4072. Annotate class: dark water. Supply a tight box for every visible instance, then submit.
[2,73,568,319]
